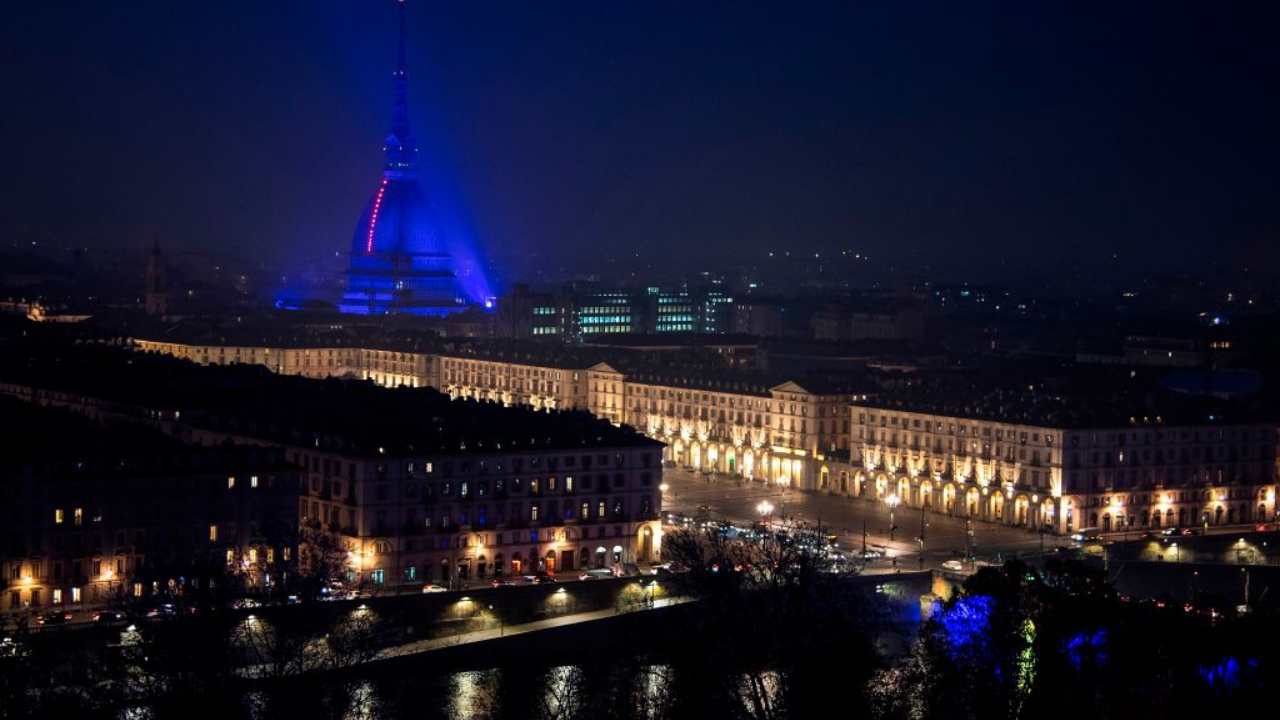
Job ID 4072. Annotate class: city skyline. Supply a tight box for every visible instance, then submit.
[3,1,1278,284]
[4,4,1280,717]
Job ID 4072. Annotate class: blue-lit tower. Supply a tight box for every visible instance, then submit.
[339,0,469,316]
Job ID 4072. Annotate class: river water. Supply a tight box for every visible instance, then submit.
[122,661,786,720]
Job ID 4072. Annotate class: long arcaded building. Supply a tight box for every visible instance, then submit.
[134,333,865,491]
[131,331,1278,535]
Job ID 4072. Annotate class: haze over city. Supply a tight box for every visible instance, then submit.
[4,1,1278,284]
[2,2,1280,719]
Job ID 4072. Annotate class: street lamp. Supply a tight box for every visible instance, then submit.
[488,604,503,637]
[886,494,900,542]
[756,500,775,529]
[917,503,928,570]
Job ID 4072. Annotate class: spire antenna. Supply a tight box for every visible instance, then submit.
[397,0,407,77]
[385,0,416,177]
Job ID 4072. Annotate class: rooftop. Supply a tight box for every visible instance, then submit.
[0,337,661,457]
[120,315,874,397]
[0,395,292,477]
[856,361,1280,429]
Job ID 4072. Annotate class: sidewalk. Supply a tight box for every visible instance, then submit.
[379,595,691,660]
[240,595,692,679]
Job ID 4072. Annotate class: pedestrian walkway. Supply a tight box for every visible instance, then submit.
[380,595,691,660]
[240,595,692,679]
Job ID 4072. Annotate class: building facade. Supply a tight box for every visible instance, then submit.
[272,442,663,587]
[843,404,1277,535]
[126,333,1280,536]
[1,401,301,616]
[1,344,664,597]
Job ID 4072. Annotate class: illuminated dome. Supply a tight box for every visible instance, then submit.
[338,1,470,317]
[340,171,467,316]
[350,174,443,259]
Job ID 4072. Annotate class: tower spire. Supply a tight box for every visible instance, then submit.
[384,0,417,177]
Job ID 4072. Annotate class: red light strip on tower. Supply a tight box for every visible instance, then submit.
[366,178,389,254]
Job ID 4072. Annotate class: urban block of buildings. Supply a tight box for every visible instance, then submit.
[127,320,1280,537]
[0,397,300,615]
[0,339,663,615]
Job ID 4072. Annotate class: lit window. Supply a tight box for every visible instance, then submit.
[225,549,235,565]
[54,508,64,524]
[132,583,143,598]
[249,548,258,563]
[266,548,274,564]
[71,587,81,603]
[52,589,63,605]
[282,547,291,561]
[209,524,218,542]
[73,508,83,526]
[250,475,259,488]
[228,476,236,489]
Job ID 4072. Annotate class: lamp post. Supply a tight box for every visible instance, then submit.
[917,505,927,569]
[488,604,503,637]
[756,500,774,530]
[966,518,975,563]
[886,494,900,542]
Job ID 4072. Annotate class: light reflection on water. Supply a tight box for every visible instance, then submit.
[240,662,692,720]
[450,670,500,720]
[344,680,378,720]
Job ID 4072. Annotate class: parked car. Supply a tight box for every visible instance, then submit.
[940,560,965,573]
[36,611,73,626]
[93,610,126,623]
[143,603,177,619]
[1070,527,1103,543]
[489,578,516,588]
[421,583,448,593]
[579,569,617,581]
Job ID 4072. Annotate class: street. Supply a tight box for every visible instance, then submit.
[661,467,1065,570]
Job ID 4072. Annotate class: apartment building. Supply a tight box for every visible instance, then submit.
[0,342,664,593]
[843,372,1278,534]
[1,398,300,615]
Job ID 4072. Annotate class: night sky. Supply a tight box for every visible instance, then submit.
[3,1,1277,281]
